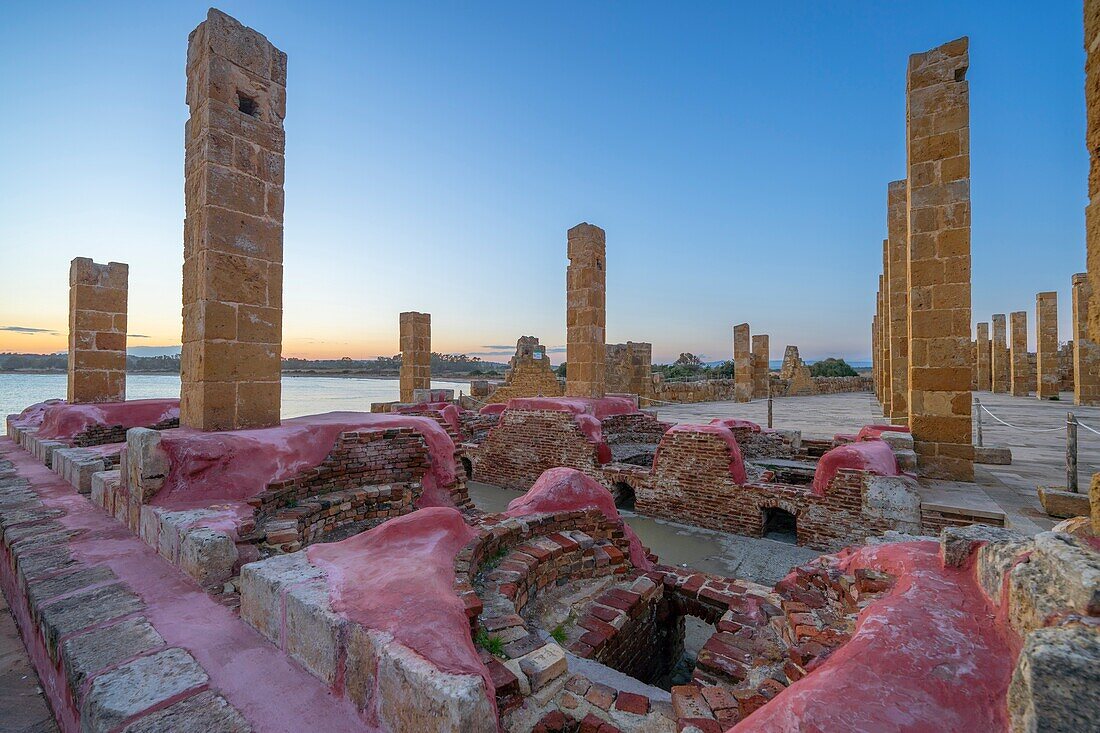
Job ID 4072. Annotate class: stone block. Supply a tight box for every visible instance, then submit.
[517,643,567,691]
[61,617,166,699]
[81,648,209,733]
[940,524,1024,568]
[179,527,239,589]
[974,446,1012,465]
[1008,625,1100,733]
[38,582,145,658]
[1038,487,1091,519]
[121,690,251,733]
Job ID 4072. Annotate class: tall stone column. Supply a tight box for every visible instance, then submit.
[399,312,431,402]
[879,266,891,412]
[751,334,770,398]
[887,181,909,421]
[1073,273,1100,405]
[1036,292,1059,399]
[906,37,973,480]
[181,9,286,431]
[566,223,606,398]
[1009,311,1030,397]
[975,322,991,391]
[991,314,1009,392]
[872,312,881,402]
[68,258,128,404]
[733,323,753,403]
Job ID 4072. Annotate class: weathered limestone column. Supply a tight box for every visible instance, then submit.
[1036,292,1059,399]
[975,322,991,391]
[181,9,286,431]
[991,314,1010,393]
[1073,273,1100,405]
[1009,311,1029,397]
[566,223,606,398]
[879,269,891,411]
[399,312,431,402]
[872,312,881,402]
[906,37,973,480]
[733,323,753,403]
[1088,1,1100,344]
[887,181,909,421]
[68,258,128,404]
[751,334,770,398]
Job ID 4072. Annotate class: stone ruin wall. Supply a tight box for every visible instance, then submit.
[483,336,563,404]
[605,341,653,403]
[68,258,128,404]
[399,311,431,403]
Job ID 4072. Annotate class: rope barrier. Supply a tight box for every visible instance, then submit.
[976,403,1067,433]
[1075,419,1100,436]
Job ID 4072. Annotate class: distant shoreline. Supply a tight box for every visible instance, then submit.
[0,370,490,382]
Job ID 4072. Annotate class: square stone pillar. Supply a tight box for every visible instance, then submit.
[181,9,286,431]
[751,334,770,398]
[887,181,909,421]
[733,323,752,403]
[399,312,431,402]
[1073,273,1100,405]
[68,258,128,404]
[872,313,882,402]
[1088,1,1100,344]
[975,322,991,391]
[879,264,891,412]
[906,37,973,480]
[566,223,606,398]
[1009,311,1030,396]
[1036,292,1059,399]
[991,314,1009,392]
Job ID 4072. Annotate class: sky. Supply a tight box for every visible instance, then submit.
[0,1,1087,365]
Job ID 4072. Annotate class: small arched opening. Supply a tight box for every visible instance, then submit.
[762,507,797,544]
[460,457,473,480]
[612,481,636,511]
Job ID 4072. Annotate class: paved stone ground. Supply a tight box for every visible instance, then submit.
[649,390,1099,534]
[0,591,57,733]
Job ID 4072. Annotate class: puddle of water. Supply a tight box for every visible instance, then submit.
[467,481,820,586]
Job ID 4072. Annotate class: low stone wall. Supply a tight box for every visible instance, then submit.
[649,376,872,404]
[72,416,179,447]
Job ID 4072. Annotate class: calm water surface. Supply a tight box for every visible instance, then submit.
[0,374,471,433]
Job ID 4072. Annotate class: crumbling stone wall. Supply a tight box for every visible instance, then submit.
[566,223,606,398]
[181,9,286,430]
[68,258,128,404]
[780,346,817,396]
[905,37,973,480]
[976,322,991,391]
[1036,292,1059,399]
[484,336,563,404]
[605,342,653,403]
[72,416,180,447]
[399,312,431,402]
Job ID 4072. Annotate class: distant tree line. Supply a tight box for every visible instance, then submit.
[807,358,859,378]
[0,352,506,376]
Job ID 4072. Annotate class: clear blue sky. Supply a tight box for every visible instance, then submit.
[0,1,1086,364]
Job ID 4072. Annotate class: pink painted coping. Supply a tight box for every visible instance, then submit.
[504,397,639,464]
[0,439,371,733]
[37,399,180,441]
[709,418,762,433]
[504,467,653,570]
[307,507,494,709]
[390,402,464,436]
[732,541,1018,733]
[654,424,747,485]
[857,424,911,441]
[812,439,898,497]
[151,412,458,511]
[478,403,507,416]
[9,398,66,429]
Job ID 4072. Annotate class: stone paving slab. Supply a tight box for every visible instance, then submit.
[0,590,58,733]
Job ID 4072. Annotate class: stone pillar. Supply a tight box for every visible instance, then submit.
[975,322,991,391]
[1009,311,1029,397]
[1036,292,1059,399]
[180,9,286,431]
[399,312,431,402]
[751,334,770,398]
[887,181,909,421]
[566,223,606,398]
[1087,1,1100,344]
[67,258,128,404]
[991,314,1009,392]
[880,243,892,414]
[906,37,973,480]
[1073,273,1100,405]
[733,323,753,403]
[872,313,882,401]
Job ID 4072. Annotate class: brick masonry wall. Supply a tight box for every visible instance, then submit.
[72,417,180,448]
[472,409,607,491]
